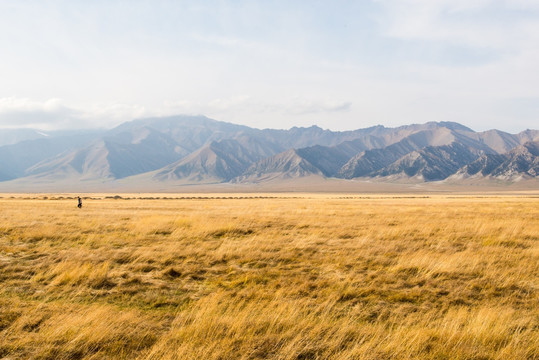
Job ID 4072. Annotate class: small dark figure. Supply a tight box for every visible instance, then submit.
[77,196,82,208]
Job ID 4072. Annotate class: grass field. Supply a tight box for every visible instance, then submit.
[0,194,537,359]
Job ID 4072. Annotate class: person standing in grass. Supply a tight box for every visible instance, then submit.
[77,196,82,208]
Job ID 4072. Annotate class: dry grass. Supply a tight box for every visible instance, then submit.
[0,194,537,359]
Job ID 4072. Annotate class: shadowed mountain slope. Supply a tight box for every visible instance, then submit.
[295,146,354,177]
[153,138,274,183]
[453,141,539,179]
[337,128,463,179]
[1,116,537,187]
[490,141,539,178]
[0,131,104,181]
[0,129,49,147]
[372,142,480,181]
[26,127,186,180]
[232,149,324,183]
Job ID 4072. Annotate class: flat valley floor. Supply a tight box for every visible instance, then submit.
[0,194,537,359]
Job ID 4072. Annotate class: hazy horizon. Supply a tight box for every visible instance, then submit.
[0,115,537,135]
[6,113,537,134]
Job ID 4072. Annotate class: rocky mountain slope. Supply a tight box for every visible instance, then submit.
[371,142,481,181]
[233,149,325,183]
[0,130,104,181]
[452,141,539,180]
[0,115,537,188]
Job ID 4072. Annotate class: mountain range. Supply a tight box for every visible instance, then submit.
[0,115,537,191]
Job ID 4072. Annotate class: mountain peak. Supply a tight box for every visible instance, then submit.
[434,121,474,132]
[1,117,537,188]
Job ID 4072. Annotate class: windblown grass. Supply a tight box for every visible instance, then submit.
[0,194,537,359]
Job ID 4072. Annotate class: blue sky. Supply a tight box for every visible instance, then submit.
[0,0,538,132]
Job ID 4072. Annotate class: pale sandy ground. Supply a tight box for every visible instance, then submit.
[0,180,539,195]
[0,175,537,194]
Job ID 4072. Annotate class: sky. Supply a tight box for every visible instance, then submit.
[0,0,538,133]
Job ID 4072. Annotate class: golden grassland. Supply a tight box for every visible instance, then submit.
[0,194,537,359]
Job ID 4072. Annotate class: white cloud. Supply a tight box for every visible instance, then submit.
[284,99,352,115]
[0,96,353,130]
[0,98,79,129]
[0,98,149,130]
[162,96,352,117]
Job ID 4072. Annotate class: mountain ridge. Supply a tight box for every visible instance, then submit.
[0,115,537,190]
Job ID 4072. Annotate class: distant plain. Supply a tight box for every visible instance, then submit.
[0,193,537,359]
